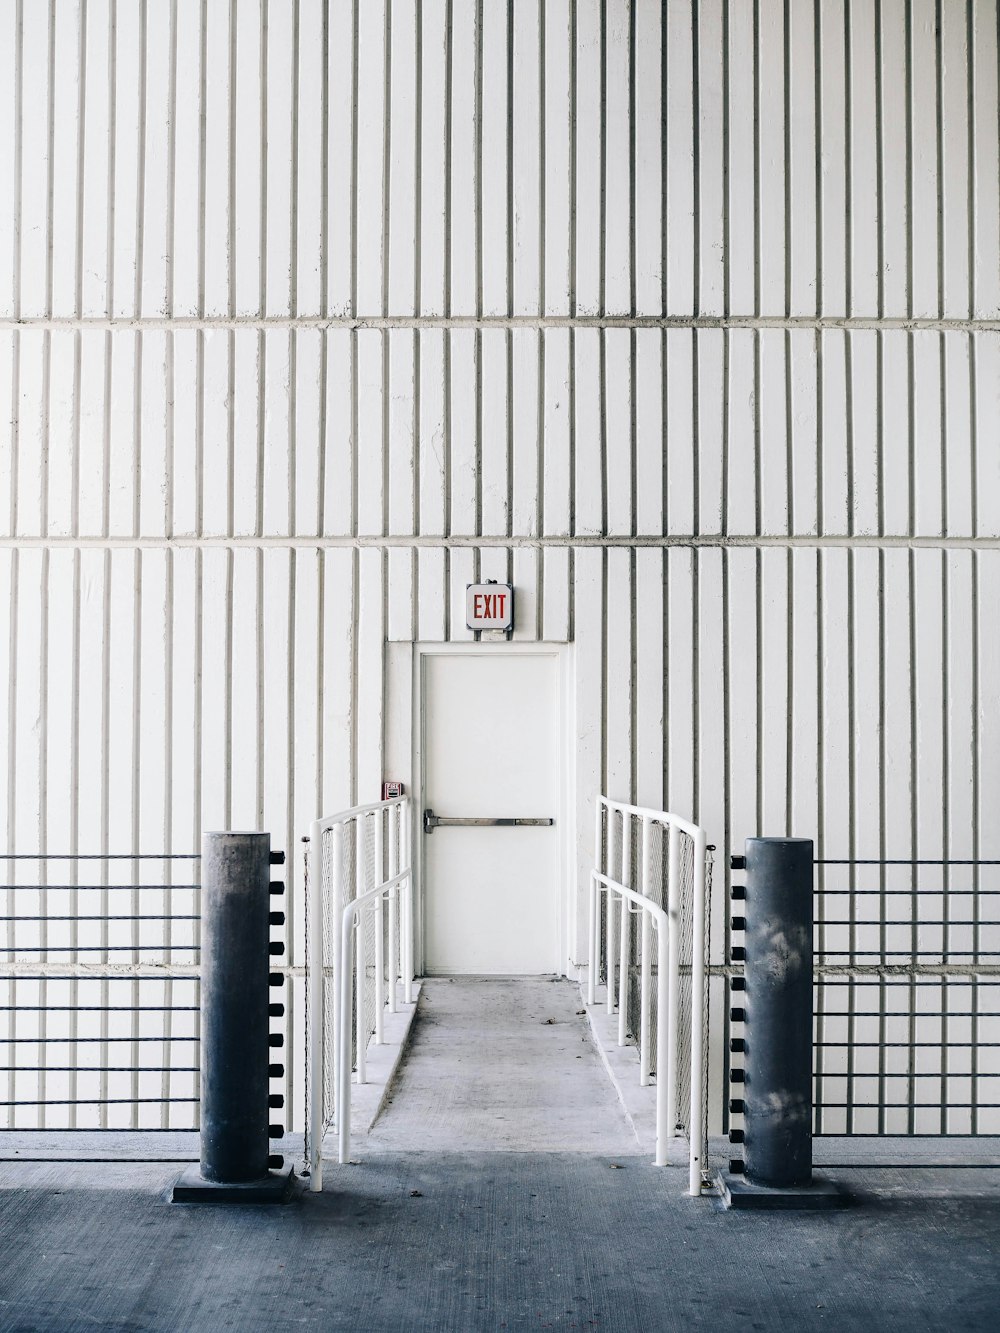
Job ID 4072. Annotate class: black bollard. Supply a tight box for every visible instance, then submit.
[721,836,846,1209]
[172,832,294,1203]
[200,831,271,1182]
[743,837,814,1188]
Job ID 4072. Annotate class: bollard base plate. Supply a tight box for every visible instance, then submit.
[718,1170,849,1211]
[171,1163,297,1204]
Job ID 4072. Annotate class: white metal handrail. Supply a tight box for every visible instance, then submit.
[306,797,412,1191]
[589,796,709,1197]
[337,869,410,1166]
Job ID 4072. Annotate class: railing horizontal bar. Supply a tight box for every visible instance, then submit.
[814,1013,1000,1020]
[598,796,703,842]
[0,915,199,922]
[0,946,198,953]
[817,890,1000,897]
[815,1102,1000,1109]
[1,854,200,861]
[1,1036,199,1042]
[0,1005,199,1012]
[815,859,1000,866]
[815,1041,1000,1048]
[0,1126,200,1133]
[0,975,200,982]
[816,1073,1000,1081]
[817,921,1000,929]
[0,1066,199,1073]
[0,885,201,892]
[813,970,1000,979]
[591,872,670,927]
[0,1098,199,1106]
[816,1013,1000,1023]
[817,951,1000,959]
[813,1132,1000,1139]
[313,796,408,834]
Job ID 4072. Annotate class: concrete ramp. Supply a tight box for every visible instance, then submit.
[366,978,643,1154]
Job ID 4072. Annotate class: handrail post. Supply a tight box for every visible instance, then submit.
[331,821,345,1137]
[355,817,366,1085]
[655,921,669,1166]
[308,820,324,1192]
[387,803,398,1014]
[374,811,385,1045]
[688,831,707,1197]
[618,811,631,1045]
[606,875,616,1016]
[589,799,602,1006]
[338,903,354,1164]
[665,823,681,1143]
[403,800,413,1004]
[639,817,652,1086]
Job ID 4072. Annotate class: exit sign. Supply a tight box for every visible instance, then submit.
[466,582,514,631]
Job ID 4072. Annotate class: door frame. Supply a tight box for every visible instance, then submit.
[411,641,574,978]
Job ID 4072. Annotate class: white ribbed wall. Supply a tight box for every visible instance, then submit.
[3,0,1000,1127]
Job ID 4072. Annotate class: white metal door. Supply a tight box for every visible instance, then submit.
[421,652,560,975]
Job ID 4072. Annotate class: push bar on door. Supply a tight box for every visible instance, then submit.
[423,809,555,834]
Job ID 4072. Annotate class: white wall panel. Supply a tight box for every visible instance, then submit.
[788,0,819,316]
[2,1,998,1127]
[849,0,879,318]
[545,0,573,317]
[973,0,1000,317]
[574,0,602,316]
[726,0,756,316]
[603,0,631,317]
[758,0,787,315]
[665,549,695,820]
[879,0,909,318]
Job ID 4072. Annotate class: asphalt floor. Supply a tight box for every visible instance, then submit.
[0,979,996,1332]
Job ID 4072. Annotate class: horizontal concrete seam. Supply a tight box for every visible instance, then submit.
[2,534,999,552]
[2,315,1000,333]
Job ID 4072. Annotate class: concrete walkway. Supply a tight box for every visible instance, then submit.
[366,978,642,1155]
[1,979,999,1330]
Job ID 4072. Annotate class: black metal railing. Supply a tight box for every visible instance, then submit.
[811,856,1000,1137]
[1,853,201,1132]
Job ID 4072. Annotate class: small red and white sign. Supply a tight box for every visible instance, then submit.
[466,582,514,631]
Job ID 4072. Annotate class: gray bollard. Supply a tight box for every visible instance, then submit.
[720,836,846,1209]
[742,837,814,1188]
[200,831,271,1182]
[172,832,294,1203]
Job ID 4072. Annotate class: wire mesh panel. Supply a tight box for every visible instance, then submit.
[812,859,1000,1137]
[0,853,201,1131]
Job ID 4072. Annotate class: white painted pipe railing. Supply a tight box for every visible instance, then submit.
[592,870,670,1160]
[337,868,411,1166]
[306,797,412,1192]
[588,796,709,1198]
